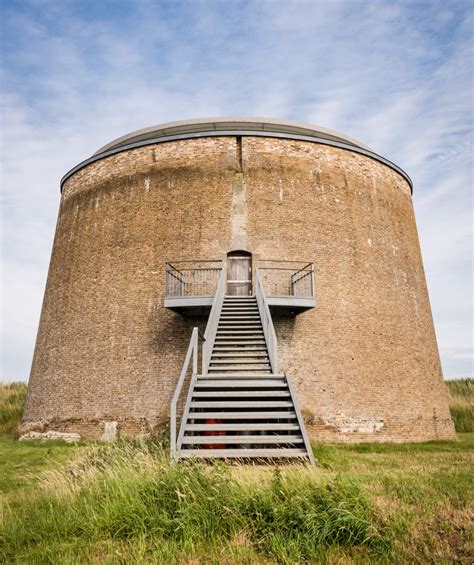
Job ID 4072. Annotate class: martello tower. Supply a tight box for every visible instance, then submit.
[23,118,455,459]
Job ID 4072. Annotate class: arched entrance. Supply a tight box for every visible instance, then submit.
[226,250,252,295]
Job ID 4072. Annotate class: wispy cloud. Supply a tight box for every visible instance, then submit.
[1,0,472,380]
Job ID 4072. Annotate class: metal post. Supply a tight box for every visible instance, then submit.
[193,331,198,375]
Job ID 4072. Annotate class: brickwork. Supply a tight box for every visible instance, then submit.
[23,134,455,441]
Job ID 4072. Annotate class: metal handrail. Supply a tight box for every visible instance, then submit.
[166,263,185,276]
[258,259,313,264]
[258,267,310,271]
[170,271,225,459]
[202,270,226,373]
[256,269,278,373]
[166,260,223,264]
[166,268,222,272]
[291,262,313,277]
[170,327,199,460]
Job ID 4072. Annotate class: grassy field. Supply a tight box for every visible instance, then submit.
[0,380,472,564]
[446,378,474,432]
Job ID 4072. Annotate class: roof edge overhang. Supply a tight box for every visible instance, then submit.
[60,117,413,192]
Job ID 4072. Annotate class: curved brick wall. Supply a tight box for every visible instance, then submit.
[23,135,455,441]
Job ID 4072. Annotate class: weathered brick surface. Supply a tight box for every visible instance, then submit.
[23,135,455,441]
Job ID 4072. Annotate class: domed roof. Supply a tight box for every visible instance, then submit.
[93,117,373,155]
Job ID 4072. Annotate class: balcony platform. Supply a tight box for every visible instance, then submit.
[165,295,315,314]
[164,260,315,315]
[164,295,214,314]
[267,296,315,312]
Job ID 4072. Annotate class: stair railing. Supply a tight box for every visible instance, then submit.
[257,269,315,465]
[170,327,200,460]
[202,269,226,373]
[256,268,278,373]
[170,271,225,459]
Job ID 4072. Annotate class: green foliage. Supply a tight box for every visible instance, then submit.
[446,378,474,432]
[1,434,473,563]
[1,441,390,563]
[1,381,472,563]
[0,381,27,435]
[446,377,474,398]
[0,436,79,495]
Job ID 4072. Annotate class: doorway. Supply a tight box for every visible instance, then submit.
[226,251,252,295]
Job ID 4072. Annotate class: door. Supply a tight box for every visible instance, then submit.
[227,252,252,295]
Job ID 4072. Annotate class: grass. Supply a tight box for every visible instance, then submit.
[1,440,393,563]
[0,380,472,563]
[446,378,474,432]
[0,381,27,435]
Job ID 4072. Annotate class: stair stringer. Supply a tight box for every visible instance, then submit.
[285,372,315,465]
[176,372,198,453]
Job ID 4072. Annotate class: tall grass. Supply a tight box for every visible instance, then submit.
[1,439,392,563]
[0,381,27,435]
[446,378,473,432]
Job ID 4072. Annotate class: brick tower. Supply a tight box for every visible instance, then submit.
[23,118,455,450]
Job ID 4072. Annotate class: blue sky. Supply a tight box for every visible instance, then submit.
[1,0,472,381]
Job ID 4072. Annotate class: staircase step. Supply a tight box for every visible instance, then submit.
[218,318,259,322]
[212,343,267,354]
[208,370,271,374]
[221,312,259,315]
[210,359,270,365]
[220,312,260,316]
[221,308,259,312]
[179,448,307,459]
[219,320,260,324]
[217,322,262,331]
[200,373,284,379]
[213,345,266,349]
[195,381,287,388]
[222,310,257,312]
[186,423,300,431]
[208,368,271,373]
[211,360,269,364]
[223,304,257,307]
[218,329,262,333]
[181,435,303,444]
[223,301,257,303]
[219,320,261,324]
[224,301,257,305]
[212,349,268,359]
[192,391,291,398]
[188,411,296,420]
[220,312,259,315]
[190,401,294,408]
[217,331,264,335]
[214,339,266,344]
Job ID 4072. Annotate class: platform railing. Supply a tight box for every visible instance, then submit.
[165,260,223,298]
[257,260,314,298]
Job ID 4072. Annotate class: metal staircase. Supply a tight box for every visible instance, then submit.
[170,273,314,464]
[210,296,270,373]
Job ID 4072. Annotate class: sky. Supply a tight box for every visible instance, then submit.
[0,0,472,381]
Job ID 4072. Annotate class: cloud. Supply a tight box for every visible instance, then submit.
[1,0,472,380]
